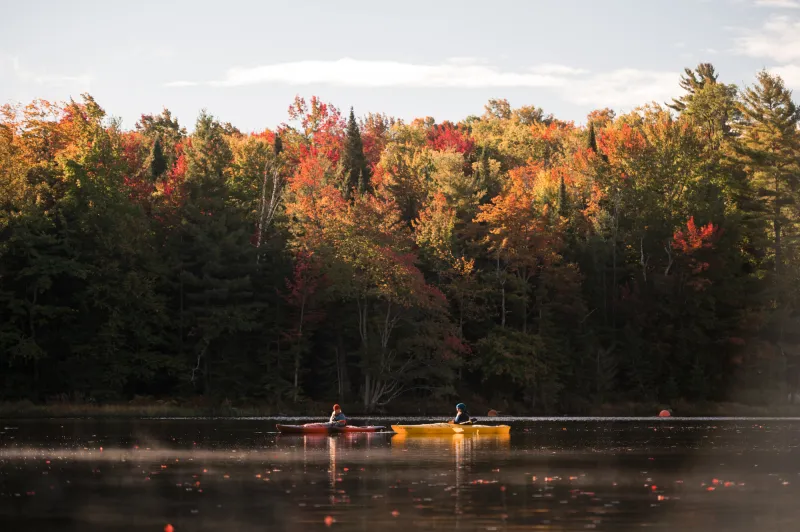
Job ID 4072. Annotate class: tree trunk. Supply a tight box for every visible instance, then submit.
[335,346,344,403]
[292,296,306,403]
[611,194,618,342]
[521,272,528,335]
[364,374,371,412]
[458,290,464,339]
[203,345,210,396]
[255,161,270,255]
[256,159,283,263]
[357,297,371,410]
[497,254,506,328]
[293,354,300,403]
[774,173,782,279]
[335,330,348,402]
[362,302,403,412]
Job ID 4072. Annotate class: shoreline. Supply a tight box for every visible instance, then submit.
[4,400,800,419]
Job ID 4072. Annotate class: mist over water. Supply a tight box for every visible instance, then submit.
[1,418,799,531]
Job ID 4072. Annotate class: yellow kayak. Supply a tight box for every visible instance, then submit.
[391,422,510,436]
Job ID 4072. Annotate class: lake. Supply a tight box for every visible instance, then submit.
[1,417,799,531]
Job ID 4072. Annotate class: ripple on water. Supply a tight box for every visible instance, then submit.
[1,418,799,531]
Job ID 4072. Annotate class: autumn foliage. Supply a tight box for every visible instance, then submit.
[2,63,799,412]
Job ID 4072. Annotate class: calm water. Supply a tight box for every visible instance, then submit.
[2,418,800,531]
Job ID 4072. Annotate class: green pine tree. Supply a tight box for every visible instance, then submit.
[558,174,569,218]
[668,63,720,112]
[734,71,800,283]
[168,111,259,395]
[149,137,167,180]
[340,107,371,198]
[587,122,598,152]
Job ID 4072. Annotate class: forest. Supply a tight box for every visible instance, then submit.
[1,63,799,414]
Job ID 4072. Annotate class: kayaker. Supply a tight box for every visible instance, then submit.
[449,403,471,425]
[330,404,347,426]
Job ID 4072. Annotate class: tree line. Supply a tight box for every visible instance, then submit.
[1,63,799,412]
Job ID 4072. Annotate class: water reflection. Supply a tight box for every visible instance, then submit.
[1,419,800,530]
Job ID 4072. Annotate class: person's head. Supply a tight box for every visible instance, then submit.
[456,403,466,413]
[333,404,341,414]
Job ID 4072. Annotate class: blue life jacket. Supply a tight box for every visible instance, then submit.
[454,412,471,424]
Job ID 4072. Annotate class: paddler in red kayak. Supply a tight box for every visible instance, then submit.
[330,404,347,426]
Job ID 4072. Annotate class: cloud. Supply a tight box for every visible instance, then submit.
[164,80,198,87]
[754,0,800,8]
[734,15,800,61]
[166,57,676,110]
[771,63,800,85]
[528,63,589,76]
[166,58,590,89]
[562,69,679,108]
[734,14,800,88]
[3,55,93,90]
[187,58,569,89]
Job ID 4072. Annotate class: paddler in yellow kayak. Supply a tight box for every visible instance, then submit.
[448,403,472,425]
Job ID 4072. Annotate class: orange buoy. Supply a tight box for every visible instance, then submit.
[487,409,498,417]
[165,525,174,532]
[658,410,671,417]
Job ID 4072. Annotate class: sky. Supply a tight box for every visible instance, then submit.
[2,0,800,132]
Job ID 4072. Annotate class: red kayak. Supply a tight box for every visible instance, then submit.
[276,423,386,434]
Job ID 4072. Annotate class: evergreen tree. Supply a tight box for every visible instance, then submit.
[558,174,569,218]
[136,109,186,174]
[587,123,598,152]
[668,63,720,112]
[149,137,167,180]
[340,107,371,198]
[167,111,258,395]
[734,71,800,282]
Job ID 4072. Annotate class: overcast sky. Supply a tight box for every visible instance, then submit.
[2,0,800,131]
